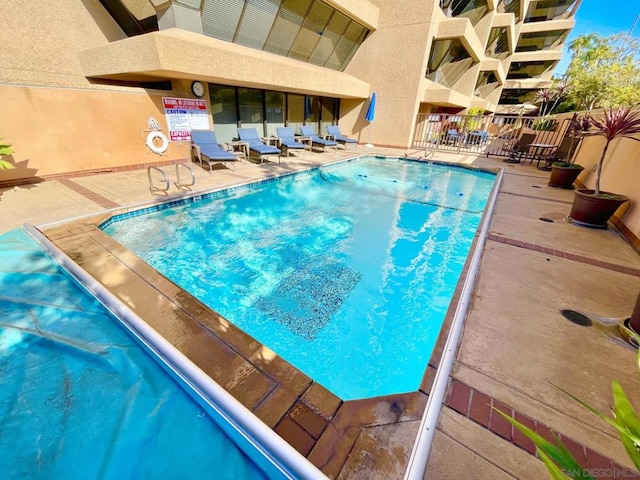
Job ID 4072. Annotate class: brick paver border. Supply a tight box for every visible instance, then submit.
[488,233,640,277]
[445,379,640,479]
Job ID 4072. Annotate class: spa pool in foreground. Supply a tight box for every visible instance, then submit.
[0,229,322,479]
[103,157,496,400]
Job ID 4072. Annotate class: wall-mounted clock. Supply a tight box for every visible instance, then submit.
[191,81,205,98]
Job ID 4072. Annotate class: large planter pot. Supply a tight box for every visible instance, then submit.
[629,291,640,334]
[568,189,629,228]
[620,291,640,347]
[548,164,584,189]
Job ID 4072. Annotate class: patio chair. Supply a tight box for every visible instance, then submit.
[532,135,578,168]
[443,128,464,145]
[237,128,281,164]
[276,127,307,158]
[190,130,238,171]
[503,132,536,163]
[299,126,338,152]
[326,125,357,149]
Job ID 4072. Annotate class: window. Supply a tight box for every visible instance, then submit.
[439,0,489,25]
[496,0,521,21]
[525,0,579,22]
[201,0,370,71]
[209,84,340,138]
[238,87,265,134]
[474,71,500,98]
[427,39,477,87]
[516,30,568,52]
[209,85,239,143]
[507,60,557,79]
[265,91,285,137]
[486,27,510,59]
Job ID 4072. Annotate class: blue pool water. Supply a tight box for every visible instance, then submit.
[104,157,495,399]
[0,229,273,478]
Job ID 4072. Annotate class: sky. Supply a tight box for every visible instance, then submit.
[553,0,640,75]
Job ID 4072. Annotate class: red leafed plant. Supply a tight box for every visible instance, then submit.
[587,106,640,195]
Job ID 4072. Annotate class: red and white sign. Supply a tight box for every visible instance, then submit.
[162,97,209,141]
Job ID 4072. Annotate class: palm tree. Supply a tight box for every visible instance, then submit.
[588,106,640,194]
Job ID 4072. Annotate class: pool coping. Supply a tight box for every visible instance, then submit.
[38,156,501,478]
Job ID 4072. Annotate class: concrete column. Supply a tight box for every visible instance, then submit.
[151,1,203,34]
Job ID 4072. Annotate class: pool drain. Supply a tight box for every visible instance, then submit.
[561,309,592,326]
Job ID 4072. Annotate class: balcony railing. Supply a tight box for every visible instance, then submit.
[427,38,477,88]
[496,0,521,21]
[515,29,569,52]
[439,0,489,25]
[524,0,580,22]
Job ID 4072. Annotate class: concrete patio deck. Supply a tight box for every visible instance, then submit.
[1,147,639,479]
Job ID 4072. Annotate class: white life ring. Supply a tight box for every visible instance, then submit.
[146,131,169,154]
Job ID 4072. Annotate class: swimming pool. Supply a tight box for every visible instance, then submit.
[0,228,323,478]
[104,157,496,399]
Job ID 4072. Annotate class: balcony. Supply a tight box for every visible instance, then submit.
[475,70,502,98]
[498,87,538,104]
[486,27,510,59]
[496,0,520,22]
[439,0,489,25]
[506,59,557,79]
[516,29,569,52]
[524,0,580,23]
[427,38,478,88]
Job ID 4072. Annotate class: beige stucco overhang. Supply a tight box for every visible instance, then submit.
[503,78,553,90]
[324,0,379,30]
[470,97,497,112]
[78,28,371,99]
[491,13,517,55]
[421,81,472,108]
[520,17,575,33]
[436,18,484,62]
[479,58,506,85]
[511,49,563,63]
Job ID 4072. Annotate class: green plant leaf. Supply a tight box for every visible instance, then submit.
[493,409,593,479]
[0,159,14,169]
[612,381,640,470]
[555,385,640,447]
[537,448,574,480]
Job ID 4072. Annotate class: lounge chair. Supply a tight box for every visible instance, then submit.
[443,128,464,145]
[326,125,357,149]
[276,127,307,158]
[532,135,578,169]
[190,130,238,171]
[299,126,338,152]
[503,132,536,163]
[237,128,281,163]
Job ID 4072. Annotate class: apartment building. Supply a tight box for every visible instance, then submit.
[0,0,579,183]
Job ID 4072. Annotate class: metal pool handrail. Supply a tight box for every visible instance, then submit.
[23,223,328,480]
[403,167,504,480]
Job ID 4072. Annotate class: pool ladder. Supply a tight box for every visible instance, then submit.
[147,163,195,195]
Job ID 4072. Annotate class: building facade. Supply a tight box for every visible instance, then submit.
[0,0,579,183]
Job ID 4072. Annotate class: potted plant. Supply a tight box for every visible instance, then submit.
[548,114,589,189]
[0,137,14,169]
[568,106,640,228]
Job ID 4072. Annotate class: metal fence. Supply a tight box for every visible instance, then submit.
[412,112,572,159]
